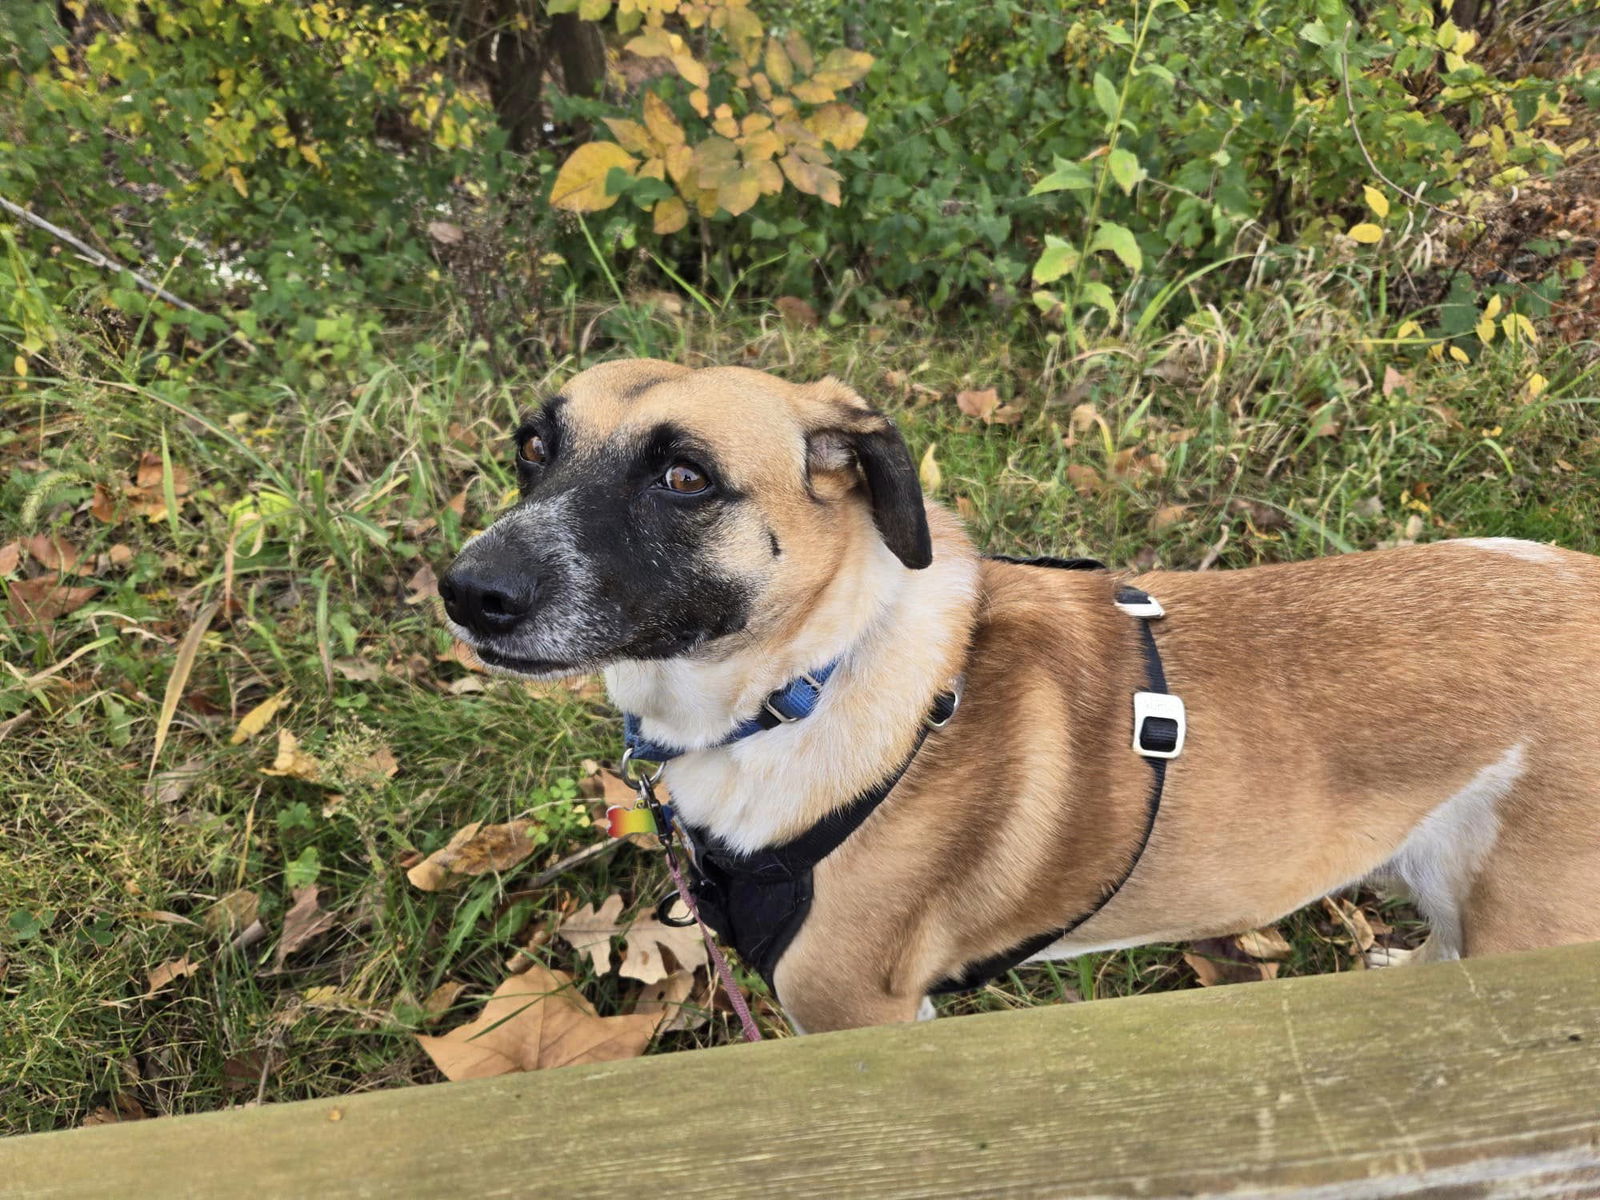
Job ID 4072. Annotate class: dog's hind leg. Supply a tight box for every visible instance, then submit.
[1455,769,1600,956]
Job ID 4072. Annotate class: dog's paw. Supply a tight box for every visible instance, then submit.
[1364,945,1417,969]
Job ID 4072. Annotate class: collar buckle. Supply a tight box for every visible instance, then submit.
[1133,691,1185,759]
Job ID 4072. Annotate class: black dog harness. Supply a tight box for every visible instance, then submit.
[635,558,1185,998]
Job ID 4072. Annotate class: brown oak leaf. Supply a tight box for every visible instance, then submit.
[415,967,660,1080]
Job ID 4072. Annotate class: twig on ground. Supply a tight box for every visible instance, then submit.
[515,838,621,895]
[0,193,255,352]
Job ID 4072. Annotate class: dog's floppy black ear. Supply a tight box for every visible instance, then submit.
[807,406,932,571]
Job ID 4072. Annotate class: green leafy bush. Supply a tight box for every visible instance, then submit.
[0,0,511,375]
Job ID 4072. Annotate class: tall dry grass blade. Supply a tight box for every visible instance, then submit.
[149,600,219,779]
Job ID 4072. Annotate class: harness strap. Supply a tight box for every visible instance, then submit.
[678,687,958,989]
[927,582,1175,993]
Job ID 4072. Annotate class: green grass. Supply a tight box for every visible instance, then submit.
[2,268,1598,1134]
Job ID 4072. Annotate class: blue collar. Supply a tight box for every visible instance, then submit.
[622,660,840,764]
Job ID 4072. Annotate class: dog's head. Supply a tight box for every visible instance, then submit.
[439,360,930,678]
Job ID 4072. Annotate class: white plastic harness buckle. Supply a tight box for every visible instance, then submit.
[1132,691,1186,759]
[1115,594,1165,620]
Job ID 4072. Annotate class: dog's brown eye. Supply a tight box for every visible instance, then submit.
[663,462,709,493]
[518,434,548,465]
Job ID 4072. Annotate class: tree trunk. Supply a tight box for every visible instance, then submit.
[546,12,606,100]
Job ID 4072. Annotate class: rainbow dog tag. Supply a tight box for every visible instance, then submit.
[607,804,673,838]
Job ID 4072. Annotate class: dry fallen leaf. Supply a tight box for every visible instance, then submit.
[260,729,321,782]
[437,640,485,672]
[956,387,1000,423]
[144,954,200,998]
[6,574,99,627]
[633,968,709,1033]
[273,885,337,970]
[405,820,540,891]
[1065,464,1103,495]
[26,533,80,572]
[331,658,383,683]
[1322,896,1376,952]
[557,894,628,975]
[427,219,464,245]
[350,745,399,785]
[125,452,193,522]
[80,1094,148,1126]
[203,889,261,938]
[1150,504,1190,531]
[423,980,467,1024]
[415,966,660,1081]
[150,759,205,805]
[1235,926,1293,961]
[229,692,287,745]
[1182,937,1279,986]
[405,563,439,605]
[620,915,709,984]
[0,541,20,575]
[774,295,819,328]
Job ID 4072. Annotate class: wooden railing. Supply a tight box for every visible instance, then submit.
[7,941,1599,1198]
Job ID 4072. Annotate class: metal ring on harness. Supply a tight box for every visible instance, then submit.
[655,889,697,927]
[620,746,665,786]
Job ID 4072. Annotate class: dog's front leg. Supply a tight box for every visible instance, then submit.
[774,956,928,1033]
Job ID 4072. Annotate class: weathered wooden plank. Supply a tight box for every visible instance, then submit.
[6,943,1600,1198]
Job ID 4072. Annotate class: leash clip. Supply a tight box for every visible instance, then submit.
[619,746,664,786]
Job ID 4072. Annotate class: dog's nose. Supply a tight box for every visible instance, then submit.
[438,566,536,638]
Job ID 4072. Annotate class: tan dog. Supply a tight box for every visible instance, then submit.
[441,359,1600,1033]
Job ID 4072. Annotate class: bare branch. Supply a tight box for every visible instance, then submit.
[0,193,255,351]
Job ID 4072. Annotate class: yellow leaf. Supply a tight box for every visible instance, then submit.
[753,159,783,194]
[805,102,868,151]
[1362,185,1389,219]
[779,151,842,205]
[298,142,323,168]
[1395,320,1423,340]
[1526,373,1548,400]
[602,117,654,155]
[717,165,762,216]
[260,728,321,782]
[1504,313,1538,344]
[1476,315,1496,343]
[791,79,835,104]
[549,142,638,212]
[672,53,709,89]
[1347,222,1383,244]
[642,91,684,148]
[918,443,942,493]
[764,37,793,89]
[225,166,248,198]
[663,143,694,186]
[1484,293,1503,320]
[652,196,688,234]
[687,88,709,118]
[1448,345,1470,364]
[230,692,287,746]
[13,355,26,378]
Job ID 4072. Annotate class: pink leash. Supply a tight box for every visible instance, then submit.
[663,842,763,1042]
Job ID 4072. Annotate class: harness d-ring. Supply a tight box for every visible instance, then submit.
[654,890,697,928]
